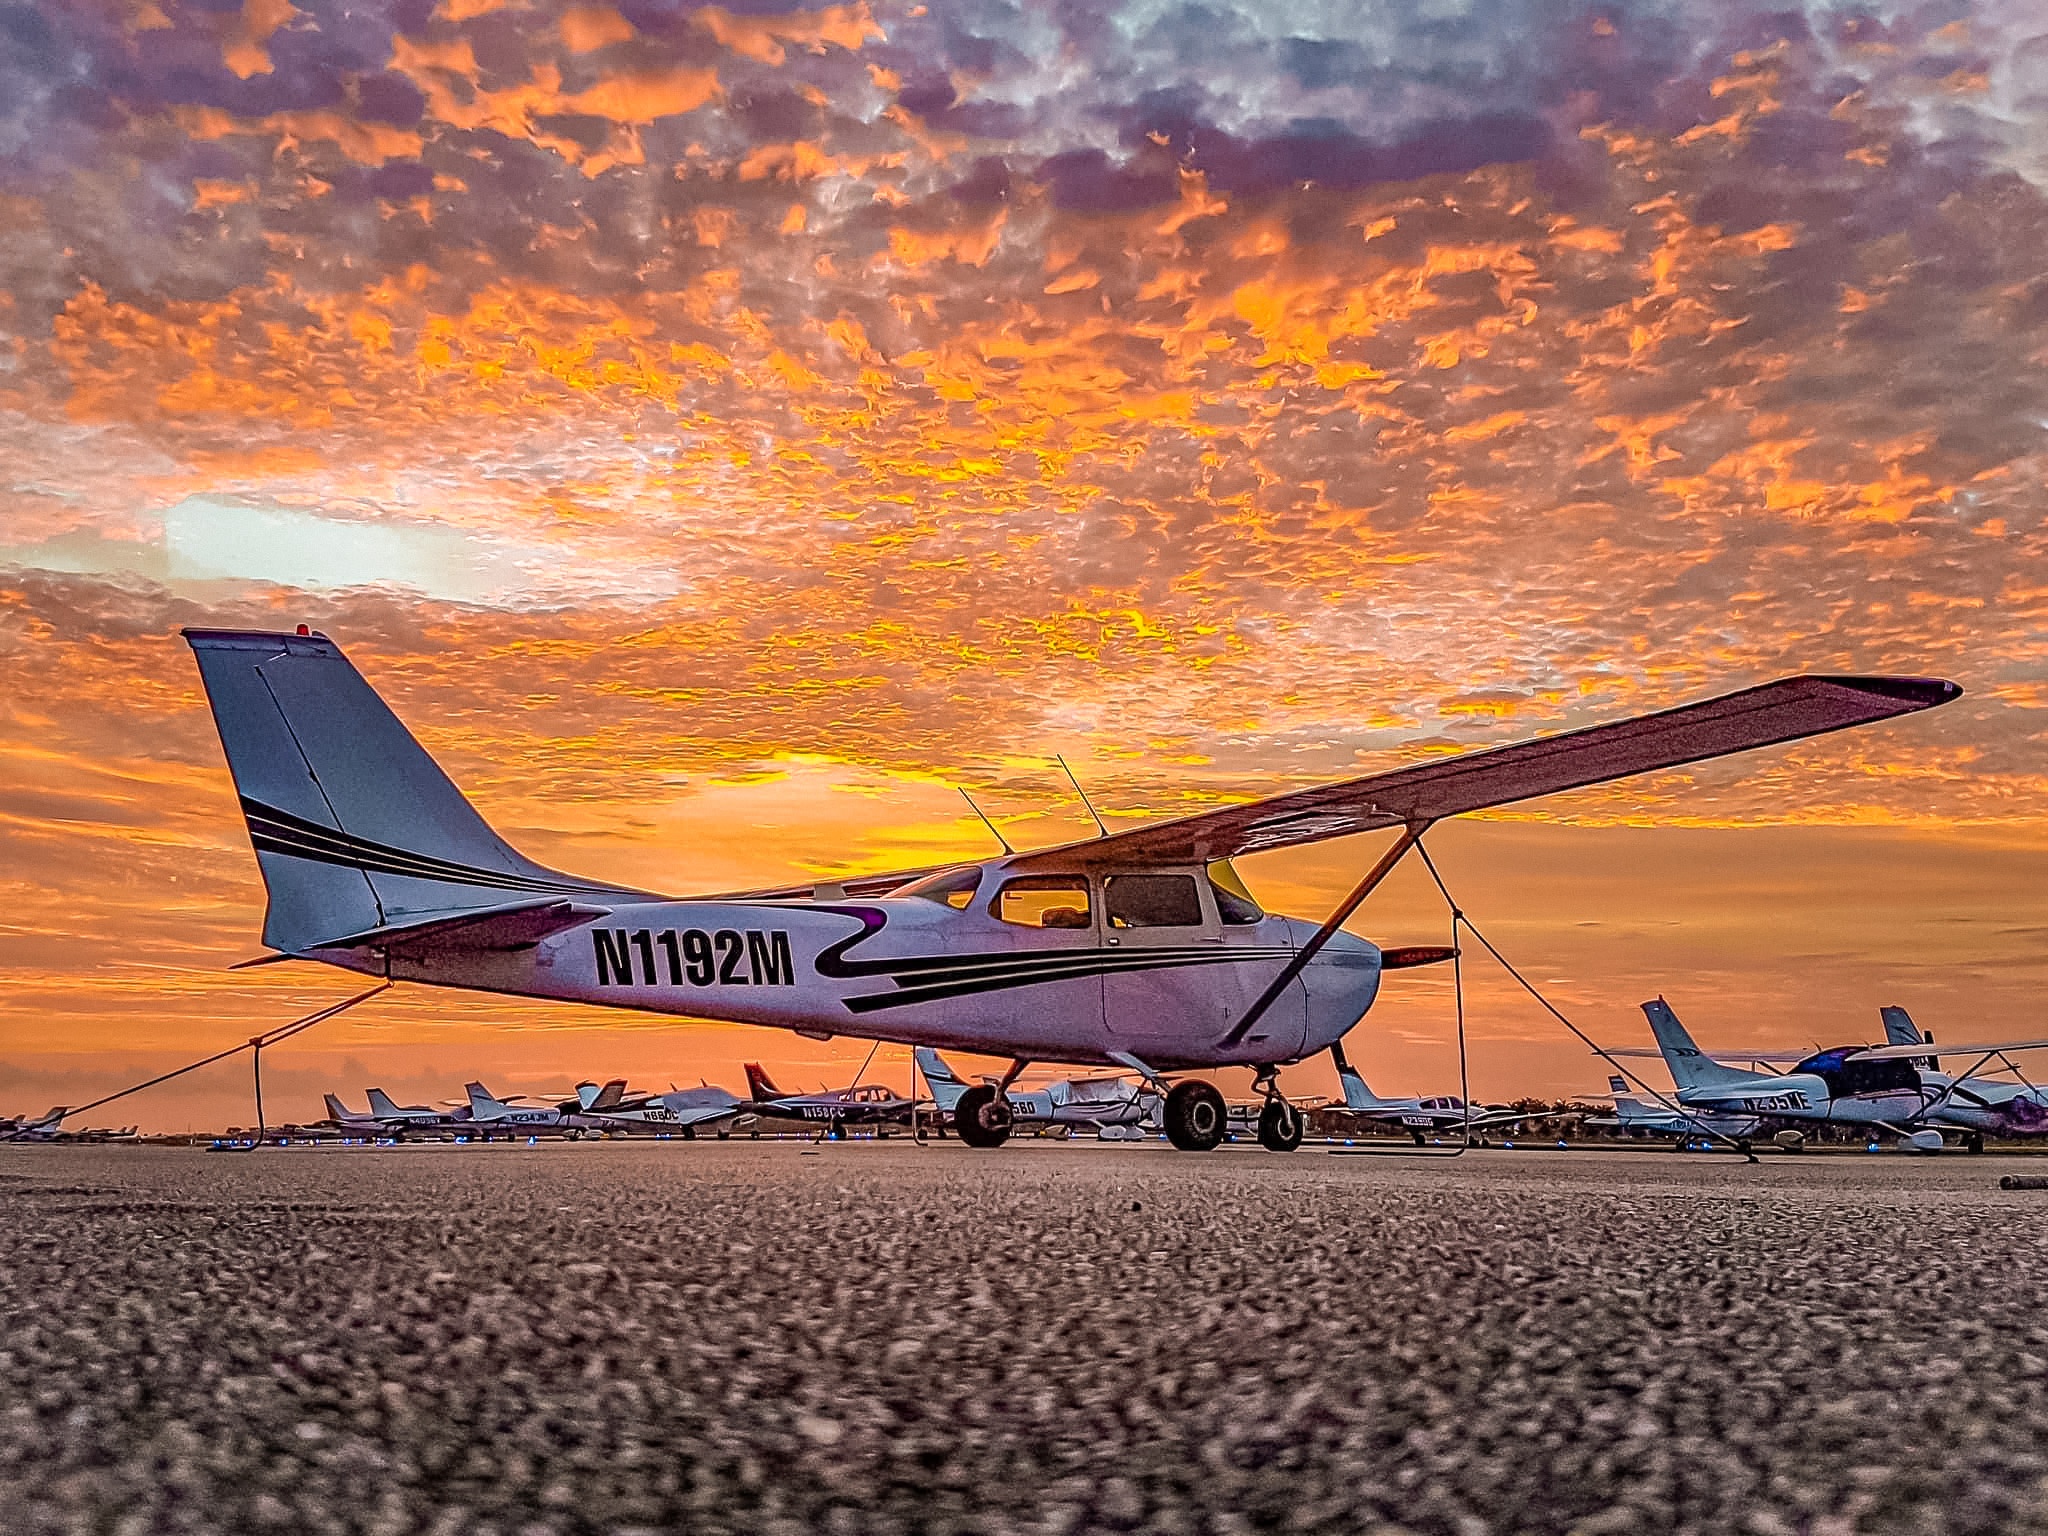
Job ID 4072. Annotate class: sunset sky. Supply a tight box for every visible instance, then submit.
[3,0,2047,1131]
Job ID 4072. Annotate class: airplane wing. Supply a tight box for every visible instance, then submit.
[1002,675,1956,869]
[1853,1038,2048,1062]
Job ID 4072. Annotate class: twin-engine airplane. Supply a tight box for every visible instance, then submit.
[1325,1042,1552,1145]
[182,628,1959,1152]
[741,1063,913,1132]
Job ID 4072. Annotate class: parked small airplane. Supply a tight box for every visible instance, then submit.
[0,1108,137,1144]
[914,1048,1158,1138]
[741,1064,912,1134]
[1579,1074,1764,1146]
[321,1088,472,1138]
[1849,1013,2048,1149]
[462,1081,586,1137]
[0,1107,69,1142]
[183,627,1959,1153]
[1326,1042,1548,1145]
[564,1079,747,1136]
[1642,998,1950,1149]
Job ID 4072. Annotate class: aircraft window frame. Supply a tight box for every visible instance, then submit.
[1103,872,1206,930]
[992,874,1095,931]
[1206,859,1265,925]
[897,866,984,910]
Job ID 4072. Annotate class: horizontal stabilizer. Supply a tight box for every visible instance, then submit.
[1380,945,1458,970]
[308,899,608,955]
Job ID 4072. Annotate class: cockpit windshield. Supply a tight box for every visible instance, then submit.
[1206,859,1264,925]
[895,866,984,910]
[1793,1046,1921,1096]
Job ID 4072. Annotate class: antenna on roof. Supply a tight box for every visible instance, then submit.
[1056,753,1109,839]
[958,787,1014,854]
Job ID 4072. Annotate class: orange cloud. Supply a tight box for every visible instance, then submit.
[694,3,884,66]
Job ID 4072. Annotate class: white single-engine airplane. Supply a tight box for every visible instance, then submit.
[182,628,1958,1153]
[915,1048,1159,1135]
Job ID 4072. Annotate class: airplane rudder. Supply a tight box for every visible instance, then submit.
[1880,1005,1921,1046]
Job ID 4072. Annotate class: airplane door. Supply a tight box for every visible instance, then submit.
[1100,870,1308,1061]
[980,872,1110,1055]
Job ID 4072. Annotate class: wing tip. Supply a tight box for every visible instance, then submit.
[1808,674,1963,709]
[182,626,340,655]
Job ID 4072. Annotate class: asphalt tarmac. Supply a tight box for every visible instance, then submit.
[5,1143,2047,1536]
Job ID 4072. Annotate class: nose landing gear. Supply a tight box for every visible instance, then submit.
[1257,1098,1305,1152]
[1251,1065,1304,1152]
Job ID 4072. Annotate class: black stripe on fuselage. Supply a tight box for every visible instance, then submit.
[842,945,1300,1013]
[241,797,636,897]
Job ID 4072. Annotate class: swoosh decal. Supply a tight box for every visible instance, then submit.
[809,905,1301,1014]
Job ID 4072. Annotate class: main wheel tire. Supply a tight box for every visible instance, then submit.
[954,1085,1014,1149]
[1257,1098,1304,1153]
[1164,1080,1227,1152]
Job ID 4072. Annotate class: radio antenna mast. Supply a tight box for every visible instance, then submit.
[1056,753,1109,839]
[959,787,1014,854]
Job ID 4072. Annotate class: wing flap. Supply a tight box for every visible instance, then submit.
[1010,675,1959,868]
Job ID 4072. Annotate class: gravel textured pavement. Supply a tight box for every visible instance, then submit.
[5,1142,2048,1536]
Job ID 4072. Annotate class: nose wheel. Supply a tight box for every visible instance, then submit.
[1257,1098,1304,1152]
[1164,1080,1227,1151]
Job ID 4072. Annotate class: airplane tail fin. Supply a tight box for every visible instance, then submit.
[182,628,643,955]
[365,1088,405,1117]
[1335,1061,1384,1111]
[1880,1005,1922,1046]
[465,1082,507,1120]
[322,1093,353,1121]
[1641,998,1752,1091]
[1880,1005,1937,1068]
[743,1063,780,1102]
[586,1079,626,1112]
[912,1048,968,1110]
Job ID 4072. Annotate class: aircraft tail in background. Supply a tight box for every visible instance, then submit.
[913,1048,970,1111]
[1642,999,1754,1092]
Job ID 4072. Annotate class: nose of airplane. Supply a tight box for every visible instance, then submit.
[1299,927,1383,1056]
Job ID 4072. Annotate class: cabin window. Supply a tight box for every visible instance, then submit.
[1105,873,1204,929]
[1206,860,1264,924]
[995,876,1094,930]
[899,866,983,910]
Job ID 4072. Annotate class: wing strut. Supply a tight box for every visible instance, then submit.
[1222,820,1434,1048]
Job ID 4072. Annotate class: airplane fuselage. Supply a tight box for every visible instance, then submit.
[331,872,1381,1071]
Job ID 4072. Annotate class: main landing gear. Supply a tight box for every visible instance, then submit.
[955,1059,1029,1149]
[1164,1080,1228,1152]
[954,1085,1014,1149]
